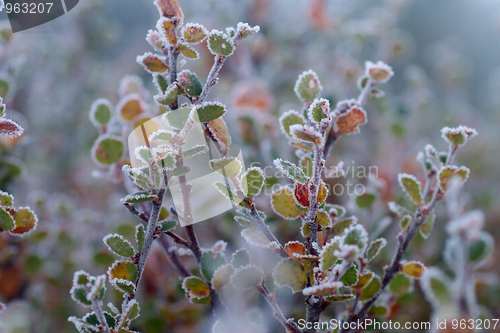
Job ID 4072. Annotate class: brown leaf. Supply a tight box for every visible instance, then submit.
[336,106,367,135]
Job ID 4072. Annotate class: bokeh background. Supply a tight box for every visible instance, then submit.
[0,0,499,332]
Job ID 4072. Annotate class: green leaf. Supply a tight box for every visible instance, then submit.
[421,268,452,306]
[117,299,140,330]
[441,126,477,147]
[135,225,145,253]
[154,74,168,93]
[92,136,124,165]
[273,158,308,184]
[355,193,376,209]
[179,71,203,97]
[135,146,152,164]
[389,272,412,295]
[183,145,208,159]
[0,206,15,231]
[365,238,387,262]
[207,30,234,56]
[360,275,381,301]
[398,174,422,204]
[273,258,308,292]
[279,110,305,140]
[330,217,356,237]
[230,264,264,289]
[270,186,300,219]
[11,208,37,235]
[342,224,368,252]
[400,215,412,231]
[241,228,276,249]
[122,191,156,204]
[419,212,435,239]
[84,311,116,329]
[339,265,358,286]
[294,70,322,101]
[71,287,92,306]
[388,202,411,218]
[214,181,237,202]
[438,166,470,191]
[240,167,264,198]
[324,294,355,302]
[210,157,242,178]
[368,305,388,317]
[108,260,138,283]
[182,276,210,300]
[154,83,178,106]
[114,280,136,294]
[403,261,427,278]
[308,98,330,123]
[90,99,112,126]
[178,42,199,59]
[231,248,251,268]
[0,79,10,98]
[172,165,191,177]
[160,220,177,232]
[104,234,135,257]
[212,264,233,291]
[201,251,227,281]
[469,232,493,267]
[163,107,191,129]
[196,102,226,123]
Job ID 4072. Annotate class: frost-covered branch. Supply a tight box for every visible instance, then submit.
[340,142,463,333]
[256,285,302,333]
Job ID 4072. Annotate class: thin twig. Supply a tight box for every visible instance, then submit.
[158,234,191,278]
[247,201,289,258]
[91,298,111,333]
[256,285,302,333]
[196,54,225,105]
[136,189,166,287]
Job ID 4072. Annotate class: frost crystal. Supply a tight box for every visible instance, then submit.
[146,29,164,51]
[236,22,260,38]
[365,61,394,83]
[0,118,24,138]
[441,125,478,146]
[446,210,484,238]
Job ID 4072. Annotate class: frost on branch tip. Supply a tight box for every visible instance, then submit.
[236,22,260,38]
[365,60,394,83]
[441,125,477,147]
[154,0,183,23]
